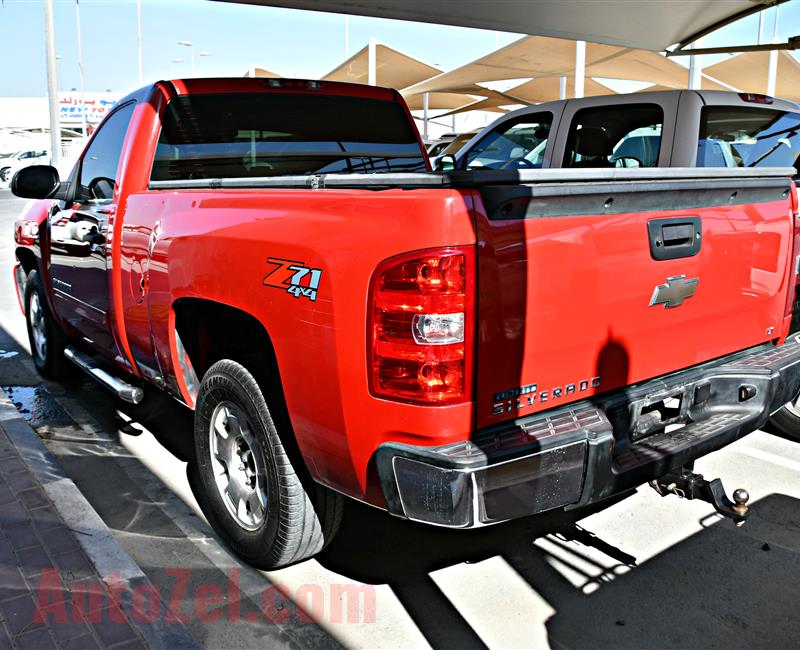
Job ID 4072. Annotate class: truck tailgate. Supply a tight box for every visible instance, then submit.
[472,168,797,428]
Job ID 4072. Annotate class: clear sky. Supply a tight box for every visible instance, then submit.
[1,0,799,97]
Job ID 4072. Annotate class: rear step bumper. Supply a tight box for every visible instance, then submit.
[374,336,800,528]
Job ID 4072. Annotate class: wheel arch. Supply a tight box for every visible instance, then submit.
[171,297,314,481]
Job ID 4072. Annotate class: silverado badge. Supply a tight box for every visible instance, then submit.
[650,275,698,309]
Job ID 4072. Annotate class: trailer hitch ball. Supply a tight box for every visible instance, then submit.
[732,488,750,525]
[650,468,751,525]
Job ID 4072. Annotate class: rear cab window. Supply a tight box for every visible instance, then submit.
[696,106,800,173]
[563,104,663,168]
[151,92,427,181]
[465,113,552,170]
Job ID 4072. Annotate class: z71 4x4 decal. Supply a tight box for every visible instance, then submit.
[263,257,322,302]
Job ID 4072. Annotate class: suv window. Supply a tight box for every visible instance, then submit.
[465,113,552,169]
[150,93,426,181]
[564,104,663,168]
[79,102,136,200]
[697,106,800,173]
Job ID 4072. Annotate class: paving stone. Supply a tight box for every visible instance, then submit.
[62,634,102,650]
[30,507,65,533]
[52,549,94,582]
[5,472,37,494]
[0,540,16,567]
[15,626,56,649]
[0,594,43,636]
[4,523,40,552]
[0,500,28,530]
[45,605,93,645]
[0,567,29,603]
[91,605,140,647]
[16,488,49,512]
[16,545,53,579]
[41,525,80,556]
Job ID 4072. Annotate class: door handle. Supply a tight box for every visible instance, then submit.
[648,217,702,261]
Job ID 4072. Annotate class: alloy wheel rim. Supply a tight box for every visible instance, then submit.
[784,394,800,418]
[28,292,47,362]
[208,400,268,531]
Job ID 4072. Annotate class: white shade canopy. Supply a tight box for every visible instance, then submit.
[215,0,780,52]
[703,51,800,101]
[403,36,724,97]
[323,42,441,89]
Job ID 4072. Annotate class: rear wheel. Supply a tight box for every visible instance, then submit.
[24,270,66,379]
[193,359,342,569]
[768,396,800,440]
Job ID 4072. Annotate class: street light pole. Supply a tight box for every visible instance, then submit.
[178,40,194,74]
[44,0,60,165]
[136,0,143,84]
[75,0,87,136]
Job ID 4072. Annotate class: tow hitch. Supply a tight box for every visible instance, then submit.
[650,467,751,526]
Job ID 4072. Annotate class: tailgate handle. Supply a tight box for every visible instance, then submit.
[648,217,702,261]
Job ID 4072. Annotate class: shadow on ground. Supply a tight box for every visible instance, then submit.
[2,321,800,649]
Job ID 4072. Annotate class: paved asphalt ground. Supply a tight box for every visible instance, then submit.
[2,188,800,649]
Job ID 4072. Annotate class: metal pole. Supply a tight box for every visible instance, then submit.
[422,92,429,141]
[559,76,567,100]
[767,6,779,96]
[44,0,60,165]
[136,0,143,84]
[688,40,703,89]
[368,37,377,86]
[574,41,585,98]
[76,1,87,136]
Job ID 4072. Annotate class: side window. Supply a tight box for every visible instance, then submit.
[79,102,136,201]
[563,104,663,168]
[697,106,800,172]
[20,152,33,160]
[465,113,552,170]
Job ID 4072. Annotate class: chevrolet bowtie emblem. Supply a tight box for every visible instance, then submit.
[650,275,698,309]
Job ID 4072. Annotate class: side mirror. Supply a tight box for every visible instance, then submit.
[434,154,456,172]
[10,165,61,199]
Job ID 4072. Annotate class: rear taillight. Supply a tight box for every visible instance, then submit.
[369,247,474,405]
[784,183,800,323]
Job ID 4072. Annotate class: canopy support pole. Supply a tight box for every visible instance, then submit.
[368,37,377,86]
[767,6,779,96]
[44,0,60,165]
[688,39,703,89]
[422,92,429,140]
[574,41,585,98]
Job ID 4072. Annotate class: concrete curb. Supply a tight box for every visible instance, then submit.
[0,388,198,650]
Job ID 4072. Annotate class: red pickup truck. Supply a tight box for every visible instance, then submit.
[11,78,800,568]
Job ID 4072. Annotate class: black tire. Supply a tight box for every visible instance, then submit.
[768,400,800,440]
[24,270,66,379]
[194,359,343,569]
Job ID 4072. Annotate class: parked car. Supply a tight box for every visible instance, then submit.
[444,90,800,176]
[11,78,800,569]
[444,90,800,433]
[426,133,457,157]
[0,149,49,184]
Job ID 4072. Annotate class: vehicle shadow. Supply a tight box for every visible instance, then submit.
[319,491,800,649]
[4,320,800,649]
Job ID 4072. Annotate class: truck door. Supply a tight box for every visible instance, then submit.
[49,101,136,357]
